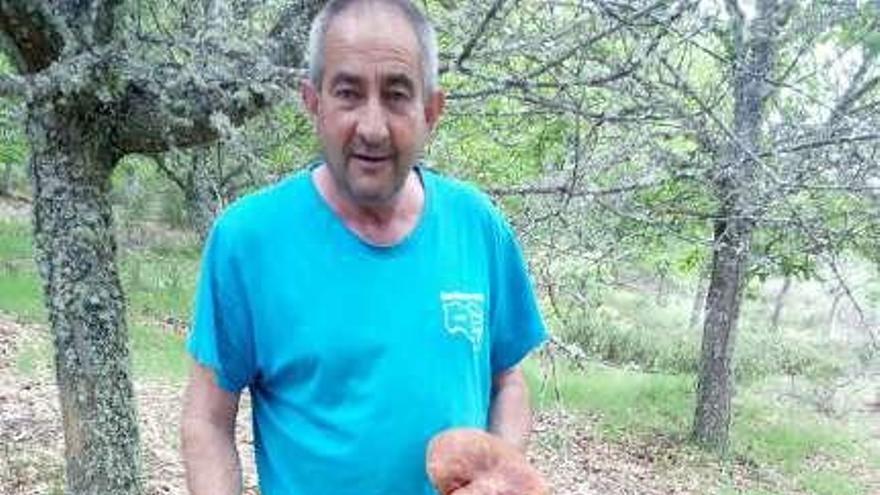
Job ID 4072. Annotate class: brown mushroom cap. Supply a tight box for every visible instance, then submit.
[426,428,550,495]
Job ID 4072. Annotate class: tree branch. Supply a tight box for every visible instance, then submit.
[48,0,124,47]
[455,0,506,70]
[112,56,303,153]
[524,0,666,81]
[149,153,187,192]
[113,3,323,154]
[0,0,67,72]
[268,0,327,67]
[767,133,880,156]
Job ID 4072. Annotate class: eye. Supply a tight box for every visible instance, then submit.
[334,87,360,100]
[387,89,412,103]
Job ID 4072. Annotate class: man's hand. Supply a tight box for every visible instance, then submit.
[426,428,549,495]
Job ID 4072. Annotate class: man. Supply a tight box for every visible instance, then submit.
[180,0,547,493]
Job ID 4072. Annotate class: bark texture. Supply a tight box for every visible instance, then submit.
[28,102,142,494]
[693,0,781,451]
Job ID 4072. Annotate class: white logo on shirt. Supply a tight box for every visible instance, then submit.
[440,292,485,352]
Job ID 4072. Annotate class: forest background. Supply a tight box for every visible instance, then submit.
[0,0,878,494]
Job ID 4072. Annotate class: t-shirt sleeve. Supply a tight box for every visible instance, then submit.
[186,216,256,393]
[489,217,548,374]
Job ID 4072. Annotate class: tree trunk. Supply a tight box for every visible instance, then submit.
[692,0,779,451]
[770,276,791,330]
[693,218,752,450]
[185,148,220,242]
[28,104,143,495]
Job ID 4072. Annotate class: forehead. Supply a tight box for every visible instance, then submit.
[322,5,422,82]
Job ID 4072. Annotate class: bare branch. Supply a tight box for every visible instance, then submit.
[768,133,880,156]
[455,0,506,70]
[487,179,666,199]
[149,153,187,192]
[524,0,666,81]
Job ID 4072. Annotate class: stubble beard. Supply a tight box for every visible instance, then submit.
[332,155,413,208]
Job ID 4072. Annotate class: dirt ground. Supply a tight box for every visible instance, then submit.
[0,314,876,495]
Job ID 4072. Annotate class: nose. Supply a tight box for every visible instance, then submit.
[356,98,390,147]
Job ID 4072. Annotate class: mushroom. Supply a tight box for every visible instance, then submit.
[427,428,550,495]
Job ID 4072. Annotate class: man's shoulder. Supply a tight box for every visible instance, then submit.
[423,167,519,245]
[423,166,499,218]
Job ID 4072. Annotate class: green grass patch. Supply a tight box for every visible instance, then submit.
[0,220,45,322]
[557,281,849,383]
[15,322,188,383]
[2,217,193,384]
[121,247,200,324]
[524,360,694,437]
[0,267,45,322]
[733,396,866,470]
[732,395,874,494]
[525,356,877,495]
[1,217,201,327]
[799,471,864,495]
[0,220,32,259]
[129,323,188,383]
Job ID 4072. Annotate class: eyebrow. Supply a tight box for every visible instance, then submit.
[326,71,417,93]
[385,73,415,93]
[328,72,362,88]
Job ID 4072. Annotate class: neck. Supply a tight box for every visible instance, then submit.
[312,164,425,246]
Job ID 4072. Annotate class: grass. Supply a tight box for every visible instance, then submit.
[0,220,31,259]
[733,393,875,494]
[556,274,855,385]
[1,217,194,384]
[524,359,695,437]
[121,247,200,324]
[799,471,864,495]
[734,396,861,470]
[0,268,45,322]
[0,220,45,321]
[15,323,188,383]
[129,323,188,383]
[524,357,879,495]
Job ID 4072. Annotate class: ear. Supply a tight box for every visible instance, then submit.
[300,79,320,121]
[424,89,446,132]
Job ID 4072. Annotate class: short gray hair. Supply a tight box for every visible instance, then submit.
[306,0,439,95]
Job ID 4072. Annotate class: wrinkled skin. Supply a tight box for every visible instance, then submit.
[427,429,550,495]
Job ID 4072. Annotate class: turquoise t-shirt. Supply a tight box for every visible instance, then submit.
[187,166,547,495]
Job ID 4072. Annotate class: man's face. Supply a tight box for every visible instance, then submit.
[303,5,444,207]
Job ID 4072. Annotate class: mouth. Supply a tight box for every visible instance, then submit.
[351,153,392,163]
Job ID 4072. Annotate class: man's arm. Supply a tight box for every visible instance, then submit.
[181,361,243,495]
[488,366,532,451]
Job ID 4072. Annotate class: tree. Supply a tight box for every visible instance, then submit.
[429,0,879,451]
[0,0,323,492]
[692,0,781,450]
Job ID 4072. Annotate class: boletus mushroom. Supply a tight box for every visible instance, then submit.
[426,428,550,495]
